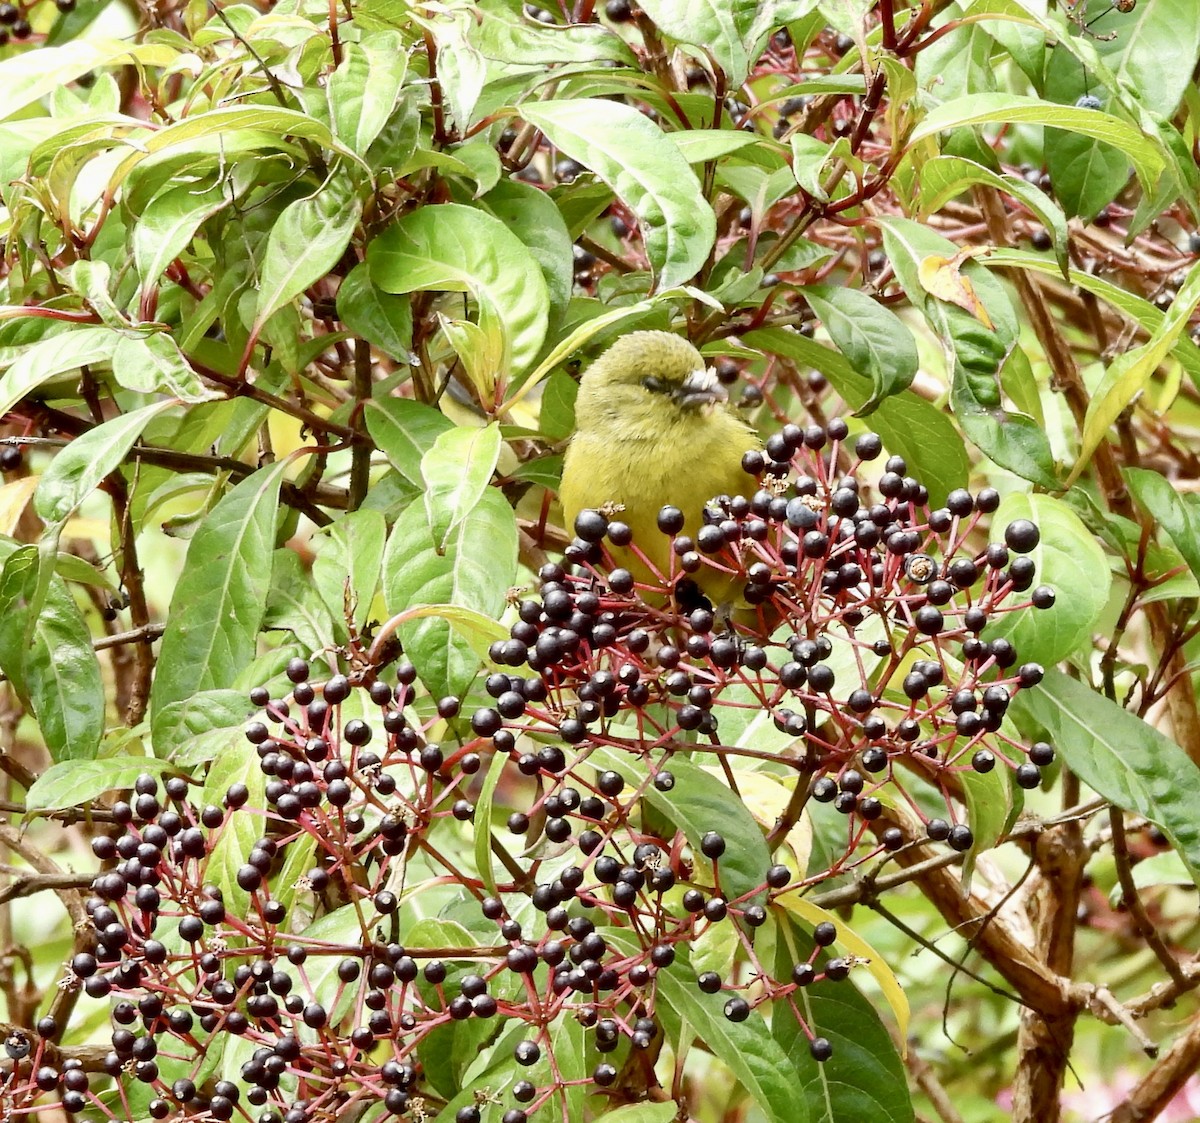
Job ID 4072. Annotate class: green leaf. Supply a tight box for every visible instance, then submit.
[149,461,289,754]
[790,133,834,200]
[983,493,1111,665]
[337,263,414,362]
[327,31,407,156]
[299,904,368,1022]
[0,326,120,417]
[133,180,230,287]
[35,401,178,524]
[26,758,173,814]
[1011,668,1200,888]
[803,285,918,411]
[877,218,1056,485]
[365,397,454,488]
[772,916,914,1123]
[637,937,806,1123]
[950,360,1059,488]
[502,297,656,410]
[0,540,104,760]
[422,425,503,549]
[0,38,177,122]
[428,5,486,129]
[449,137,503,197]
[775,894,910,1044]
[61,260,125,329]
[472,0,636,64]
[1070,257,1200,486]
[254,173,362,333]
[312,508,387,632]
[916,155,1069,278]
[967,0,1047,83]
[914,1,996,97]
[152,690,251,767]
[671,129,768,164]
[473,751,508,899]
[636,0,819,87]
[1041,0,1200,219]
[1094,0,1200,114]
[1044,113,1131,222]
[369,203,550,376]
[518,99,716,289]
[982,247,1200,389]
[538,370,578,441]
[200,740,267,918]
[112,332,212,402]
[959,762,1019,889]
[600,1106,677,1123]
[910,92,1166,190]
[382,487,517,699]
[478,179,574,323]
[1125,467,1200,584]
[744,328,969,506]
[264,548,338,655]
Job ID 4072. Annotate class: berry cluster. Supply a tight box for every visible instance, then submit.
[6,423,1054,1122]
[518,420,1055,846]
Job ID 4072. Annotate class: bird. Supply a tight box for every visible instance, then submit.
[559,330,760,612]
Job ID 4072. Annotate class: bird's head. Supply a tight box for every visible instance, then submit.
[574,331,727,435]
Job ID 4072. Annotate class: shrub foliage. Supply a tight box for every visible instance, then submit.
[2,2,1200,1123]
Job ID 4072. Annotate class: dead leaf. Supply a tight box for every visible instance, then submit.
[918,247,995,329]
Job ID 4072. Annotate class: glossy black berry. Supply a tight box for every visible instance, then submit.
[1029,741,1055,766]
[1016,763,1042,789]
[657,506,685,534]
[1004,519,1040,552]
[514,1040,540,1066]
[926,818,951,841]
[723,996,750,1022]
[948,824,974,852]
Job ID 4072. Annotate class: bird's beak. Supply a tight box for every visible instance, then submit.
[675,367,727,409]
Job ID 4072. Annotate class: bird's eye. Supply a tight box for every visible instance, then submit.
[641,377,669,394]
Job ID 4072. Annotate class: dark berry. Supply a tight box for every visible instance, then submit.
[810,1037,834,1062]
[1004,519,1040,552]
[1029,741,1055,766]
[1016,763,1042,789]
[723,996,750,1022]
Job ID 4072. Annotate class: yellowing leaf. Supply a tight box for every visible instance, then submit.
[776,891,910,1052]
[917,248,995,329]
[0,475,37,536]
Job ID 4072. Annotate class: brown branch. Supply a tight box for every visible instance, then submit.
[13,427,347,520]
[0,624,167,688]
[0,1021,108,1070]
[904,1046,966,1123]
[1110,1013,1200,1123]
[0,871,95,906]
[1010,830,1086,1121]
[873,804,1070,1016]
[1110,807,1188,988]
[105,472,153,727]
[0,823,85,930]
[0,799,124,824]
[348,338,373,510]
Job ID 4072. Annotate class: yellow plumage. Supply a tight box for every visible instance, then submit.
[559,331,759,607]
